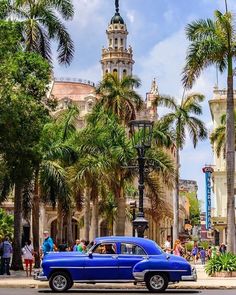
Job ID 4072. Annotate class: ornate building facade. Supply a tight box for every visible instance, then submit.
[209,86,236,245]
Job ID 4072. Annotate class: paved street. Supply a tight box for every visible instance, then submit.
[0,290,236,295]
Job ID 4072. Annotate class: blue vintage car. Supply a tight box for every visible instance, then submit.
[35,236,197,292]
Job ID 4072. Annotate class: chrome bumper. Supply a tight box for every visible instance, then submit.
[34,271,48,281]
[181,267,197,281]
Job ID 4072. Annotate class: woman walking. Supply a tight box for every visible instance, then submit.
[22,240,34,277]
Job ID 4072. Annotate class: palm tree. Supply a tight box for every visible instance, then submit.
[182,9,236,252]
[154,93,207,242]
[210,111,236,157]
[96,73,143,125]
[31,105,78,266]
[6,0,74,65]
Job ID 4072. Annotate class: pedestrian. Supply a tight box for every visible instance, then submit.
[191,242,199,264]
[42,231,54,257]
[22,240,34,277]
[77,239,86,253]
[73,239,80,251]
[219,243,226,254]
[199,247,206,265]
[173,239,183,256]
[58,239,68,252]
[164,235,172,254]
[0,236,12,275]
[207,246,212,260]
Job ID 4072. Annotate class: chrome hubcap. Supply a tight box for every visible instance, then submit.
[52,275,67,290]
[150,275,164,289]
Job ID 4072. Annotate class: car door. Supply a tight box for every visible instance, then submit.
[118,242,148,280]
[83,242,119,281]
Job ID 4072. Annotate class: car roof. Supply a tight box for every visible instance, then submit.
[94,236,162,255]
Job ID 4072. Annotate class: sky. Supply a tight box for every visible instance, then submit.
[53,0,236,210]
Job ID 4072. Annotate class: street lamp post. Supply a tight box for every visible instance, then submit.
[128,120,154,238]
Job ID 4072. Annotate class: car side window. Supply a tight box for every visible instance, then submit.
[92,243,116,254]
[121,243,146,255]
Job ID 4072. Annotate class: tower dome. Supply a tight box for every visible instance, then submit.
[101,0,134,79]
[110,12,124,24]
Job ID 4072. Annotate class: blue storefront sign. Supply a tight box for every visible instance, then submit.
[202,167,214,230]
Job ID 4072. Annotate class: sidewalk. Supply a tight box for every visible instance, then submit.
[0,265,236,289]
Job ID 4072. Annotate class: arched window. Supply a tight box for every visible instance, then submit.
[115,38,118,45]
[123,69,127,76]
[120,38,123,46]
[113,69,118,74]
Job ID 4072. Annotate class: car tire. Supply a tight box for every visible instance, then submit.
[49,271,72,292]
[145,272,168,292]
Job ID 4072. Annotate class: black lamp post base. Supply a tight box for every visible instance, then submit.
[133,212,148,238]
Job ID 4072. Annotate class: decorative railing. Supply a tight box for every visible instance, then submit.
[54,77,95,87]
[213,87,236,96]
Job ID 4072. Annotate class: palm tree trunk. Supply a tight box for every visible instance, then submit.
[32,168,40,268]
[91,196,99,239]
[115,179,126,235]
[11,182,24,270]
[226,64,236,253]
[57,202,63,245]
[66,209,73,247]
[173,147,180,243]
[84,188,90,241]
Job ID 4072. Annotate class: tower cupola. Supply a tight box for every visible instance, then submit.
[101,0,134,79]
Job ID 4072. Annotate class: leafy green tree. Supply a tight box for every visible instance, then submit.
[154,94,207,242]
[0,20,51,270]
[4,0,74,65]
[183,9,236,252]
[0,208,14,240]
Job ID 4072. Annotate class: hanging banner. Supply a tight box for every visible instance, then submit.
[202,167,214,230]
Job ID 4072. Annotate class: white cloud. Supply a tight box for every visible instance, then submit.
[126,10,135,24]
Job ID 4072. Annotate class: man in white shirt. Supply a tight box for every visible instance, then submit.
[164,235,172,254]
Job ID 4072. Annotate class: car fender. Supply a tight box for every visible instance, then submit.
[132,255,191,282]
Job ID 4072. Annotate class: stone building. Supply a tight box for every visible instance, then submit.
[209,86,236,245]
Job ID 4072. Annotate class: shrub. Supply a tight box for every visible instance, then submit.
[185,241,194,252]
[205,252,236,276]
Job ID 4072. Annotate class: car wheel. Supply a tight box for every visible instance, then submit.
[145,273,168,292]
[49,271,72,292]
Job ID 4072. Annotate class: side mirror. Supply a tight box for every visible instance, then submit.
[88,252,93,258]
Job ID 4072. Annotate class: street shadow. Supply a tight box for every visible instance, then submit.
[38,289,201,294]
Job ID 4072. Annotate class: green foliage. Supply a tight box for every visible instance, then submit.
[185,241,194,251]
[2,0,75,65]
[205,253,236,275]
[0,208,14,239]
[188,192,201,226]
[199,240,209,250]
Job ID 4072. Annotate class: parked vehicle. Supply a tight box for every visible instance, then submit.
[35,236,197,292]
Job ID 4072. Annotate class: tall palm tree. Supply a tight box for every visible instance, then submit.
[6,0,74,65]
[32,105,78,266]
[154,93,207,242]
[182,9,236,252]
[96,73,143,125]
